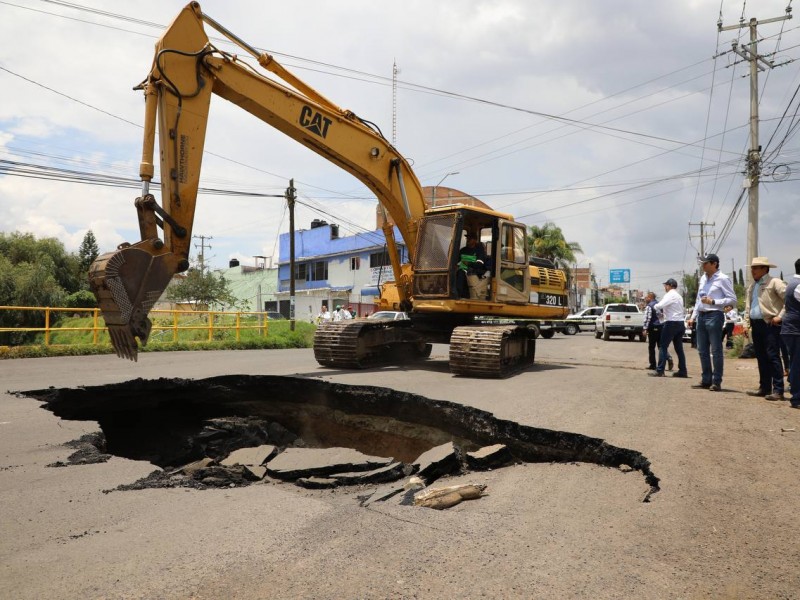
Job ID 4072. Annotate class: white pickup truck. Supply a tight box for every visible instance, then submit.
[594,303,645,341]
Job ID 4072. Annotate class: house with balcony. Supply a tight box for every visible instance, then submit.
[276,219,407,321]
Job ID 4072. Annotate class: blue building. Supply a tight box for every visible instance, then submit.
[276,219,407,320]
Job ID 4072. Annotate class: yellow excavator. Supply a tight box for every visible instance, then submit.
[89,2,568,377]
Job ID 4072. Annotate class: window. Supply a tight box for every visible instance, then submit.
[414,214,457,271]
[350,257,360,271]
[606,304,637,313]
[294,263,308,281]
[311,261,328,281]
[370,250,392,268]
[500,224,527,264]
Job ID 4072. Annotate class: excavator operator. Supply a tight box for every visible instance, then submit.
[457,232,488,298]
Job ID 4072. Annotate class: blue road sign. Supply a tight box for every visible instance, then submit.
[609,269,630,284]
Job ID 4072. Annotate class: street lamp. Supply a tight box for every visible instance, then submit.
[431,171,459,207]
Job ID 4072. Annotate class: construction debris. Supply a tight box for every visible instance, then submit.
[413,483,487,510]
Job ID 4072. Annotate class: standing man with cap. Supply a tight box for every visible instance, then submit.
[781,258,800,409]
[687,253,737,391]
[649,278,687,378]
[744,257,787,401]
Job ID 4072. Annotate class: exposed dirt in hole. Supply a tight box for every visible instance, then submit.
[22,375,660,499]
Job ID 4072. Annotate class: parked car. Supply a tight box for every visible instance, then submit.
[683,315,693,343]
[265,311,286,320]
[595,303,645,341]
[367,311,409,321]
[565,307,604,332]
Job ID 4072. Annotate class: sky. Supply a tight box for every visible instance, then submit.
[1,0,799,294]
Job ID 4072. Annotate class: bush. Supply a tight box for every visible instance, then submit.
[65,290,98,309]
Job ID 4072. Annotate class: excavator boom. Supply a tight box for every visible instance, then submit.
[90,2,427,360]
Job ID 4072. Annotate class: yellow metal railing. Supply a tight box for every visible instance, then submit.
[0,306,277,347]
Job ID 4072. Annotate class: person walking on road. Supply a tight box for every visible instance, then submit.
[743,257,787,401]
[648,279,687,378]
[780,258,800,409]
[643,291,673,371]
[687,254,737,391]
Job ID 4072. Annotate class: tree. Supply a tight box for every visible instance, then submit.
[0,232,81,294]
[682,273,699,307]
[78,230,99,273]
[0,253,67,345]
[165,269,239,311]
[526,222,583,279]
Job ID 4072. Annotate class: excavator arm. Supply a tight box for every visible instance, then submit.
[90,1,428,360]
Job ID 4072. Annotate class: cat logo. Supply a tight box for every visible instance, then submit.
[299,105,332,138]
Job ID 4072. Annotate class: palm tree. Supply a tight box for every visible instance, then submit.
[526,222,583,277]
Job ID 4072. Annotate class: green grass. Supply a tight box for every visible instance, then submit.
[0,315,316,360]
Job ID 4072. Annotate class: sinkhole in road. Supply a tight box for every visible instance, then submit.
[24,375,660,499]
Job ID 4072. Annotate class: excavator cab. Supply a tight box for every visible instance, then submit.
[412,207,530,304]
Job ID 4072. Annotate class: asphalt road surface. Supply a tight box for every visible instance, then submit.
[1,333,799,599]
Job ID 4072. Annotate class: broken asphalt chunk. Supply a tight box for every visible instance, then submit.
[243,465,267,480]
[266,447,394,481]
[296,476,339,489]
[412,441,460,480]
[179,457,215,476]
[360,482,407,507]
[329,461,405,485]
[465,444,512,470]
[221,444,277,467]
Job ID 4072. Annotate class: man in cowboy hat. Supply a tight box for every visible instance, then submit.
[743,257,787,401]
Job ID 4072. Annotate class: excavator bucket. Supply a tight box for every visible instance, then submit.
[89,246,176,361]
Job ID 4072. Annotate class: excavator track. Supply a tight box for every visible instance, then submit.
[313,320,425,369]
[449,324,536,378]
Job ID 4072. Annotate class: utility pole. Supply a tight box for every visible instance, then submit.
[285,179,297,332]
[193,234,213,273]
[719,8,792,284]
[689,221,715,260]
[392,60,399,146]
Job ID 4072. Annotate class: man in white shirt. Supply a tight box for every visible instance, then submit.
[316,305,332,325]
[687,253,737,391]
[649,278,687,377]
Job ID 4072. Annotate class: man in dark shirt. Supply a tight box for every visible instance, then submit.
[781,258,800,409]
[456,233,488,298]
[643,291,673,371]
